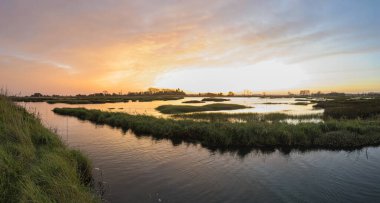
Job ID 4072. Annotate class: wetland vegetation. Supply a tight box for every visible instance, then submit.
[155,103,250,114]
[182,100,205,104]
[201,98,230,102]
[172,112,322,122]
[53,107,380,149]
[0,96,98,202]
[314,98,380,119]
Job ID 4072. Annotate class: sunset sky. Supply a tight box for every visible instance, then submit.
[0,0,379,95]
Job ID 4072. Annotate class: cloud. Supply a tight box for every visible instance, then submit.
[0,0,379,94]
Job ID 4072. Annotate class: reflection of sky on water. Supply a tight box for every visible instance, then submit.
[19,97,322,117]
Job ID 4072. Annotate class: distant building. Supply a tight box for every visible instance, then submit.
[299,90,310,96]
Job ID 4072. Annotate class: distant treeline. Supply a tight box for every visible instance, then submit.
[29,88,185,97]
[18,89,380,99]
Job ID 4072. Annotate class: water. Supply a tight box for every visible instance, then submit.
[19,100,380,203]
[31,97,322,116]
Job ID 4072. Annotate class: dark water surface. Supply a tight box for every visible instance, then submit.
[22,102,380,203]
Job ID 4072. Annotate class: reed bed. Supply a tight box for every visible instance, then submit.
[53,107,380,149]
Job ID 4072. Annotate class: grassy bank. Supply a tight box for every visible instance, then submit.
[0,97,98,202]
[53,108,380,149]
[11,95,184,104]
[172,112,322,122]
[156,103,250,114]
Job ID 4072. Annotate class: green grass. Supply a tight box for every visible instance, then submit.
[11,95,184,104]
[0,96,98,202]
[53,108,380,149]
[314,98,380,119]
[156,103,250,114]
[172,112,322,122]
[201,98,230,102]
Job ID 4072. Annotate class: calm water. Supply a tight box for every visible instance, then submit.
[32,97,322,116]
[20,99,380,203]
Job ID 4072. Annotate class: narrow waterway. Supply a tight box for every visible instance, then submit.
[21,101,380,203]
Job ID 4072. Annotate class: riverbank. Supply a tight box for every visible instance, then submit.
[0,96,98,202]
[53,107,380,149]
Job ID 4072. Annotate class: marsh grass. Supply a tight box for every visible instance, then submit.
[294,102,310,105]
[0,96,98,202]
[172,112,322,123]
[182,100,205,104]
[314,98,380,119]
[53,107,380,149]
[201,98,230,102]
[156,103,250,114]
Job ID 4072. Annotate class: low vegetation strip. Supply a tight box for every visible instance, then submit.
[182,100,205,104]
[155,103,250,114]
[53,108,380,149]
[0,97,98,202]
[11,95,184,104]
[314,98,380,119]
[201,98,230,102]
[172,112,322,122]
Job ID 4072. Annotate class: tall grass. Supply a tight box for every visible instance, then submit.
[156,103,250,114]
[53,108,380,149]
[0,96,98,202]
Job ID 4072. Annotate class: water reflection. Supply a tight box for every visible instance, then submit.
[18,101,380,203]
[20,97,323,117]
[66,113,371,159]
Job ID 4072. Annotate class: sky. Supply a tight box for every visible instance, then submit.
[0,0,379,95]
